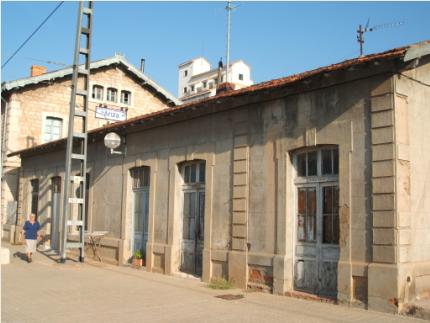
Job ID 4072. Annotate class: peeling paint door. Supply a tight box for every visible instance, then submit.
[180,161,205,276]
[293,148,339,298]
[181,190,205,275]
[294,184,339,297]
[50,177,61,251]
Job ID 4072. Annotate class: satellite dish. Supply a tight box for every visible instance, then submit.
[104,132,121,149]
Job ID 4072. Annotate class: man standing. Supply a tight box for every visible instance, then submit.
[22,214,41,263]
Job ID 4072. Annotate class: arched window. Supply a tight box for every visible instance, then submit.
[92,85,104,100]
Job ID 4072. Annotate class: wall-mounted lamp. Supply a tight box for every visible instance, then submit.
[104,132,126,155]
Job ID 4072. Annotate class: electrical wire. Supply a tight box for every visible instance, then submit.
[2,1,65,69]
[398,72,430,88]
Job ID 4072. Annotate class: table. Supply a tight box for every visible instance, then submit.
[85,231,108,262]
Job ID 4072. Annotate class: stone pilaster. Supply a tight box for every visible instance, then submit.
[368,78,412,312]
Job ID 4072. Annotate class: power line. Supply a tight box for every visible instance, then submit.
[24,57,66,67]
[1,1,65,69]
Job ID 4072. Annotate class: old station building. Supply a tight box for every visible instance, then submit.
[9,40,430,313]
[1,55,179,241]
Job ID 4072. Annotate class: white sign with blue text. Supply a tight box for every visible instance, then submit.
[95,107,127,121]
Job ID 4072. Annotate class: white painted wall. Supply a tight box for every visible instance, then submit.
[178,58,254,102]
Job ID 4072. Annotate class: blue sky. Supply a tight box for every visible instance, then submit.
[2,1,430,96]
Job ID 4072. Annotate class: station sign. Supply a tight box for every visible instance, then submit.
[95,106,127,121]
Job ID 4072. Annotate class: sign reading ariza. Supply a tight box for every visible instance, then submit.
[95,106,127,121]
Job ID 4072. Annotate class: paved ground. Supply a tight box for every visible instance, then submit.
[1,243,423,323]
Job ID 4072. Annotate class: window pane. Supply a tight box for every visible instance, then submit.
[52,177,61,193]
[307,151,317,176]
[198,192,205,240]
[307,188,316,215]
[322,149,332,175]
[298,188,306,214]
[333,187,339,214]
[306,215,316,241]
[143,190,149,235]
[297,153,306,176]
[323,186,333,214]
[190,164,196,183]
[323,215,333,243]
[183,193,191,239]
[333,148,339,174]
[333,215,339,244]
[131,167,150,189]
[143,168,150,187]
[199,162,205,183]
[184,165,190,183]
[297,215,305,241]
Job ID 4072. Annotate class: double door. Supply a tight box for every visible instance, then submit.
[181,189,205,276]
[294,182,339,297]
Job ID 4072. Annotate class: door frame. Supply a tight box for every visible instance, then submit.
[131,186,150,254]
[179,160,206,276]
[292,147,340,296]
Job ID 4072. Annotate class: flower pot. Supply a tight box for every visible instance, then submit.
[132,258,143,267]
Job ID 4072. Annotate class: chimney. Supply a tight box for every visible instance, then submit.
[140,58,145,73]
[216,82,235,95]
[30,65,47,77]
[215,58,235,95]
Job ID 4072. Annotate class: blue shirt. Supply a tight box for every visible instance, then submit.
[23,221,41,240]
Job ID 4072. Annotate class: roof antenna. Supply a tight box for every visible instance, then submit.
[225,0,238,83]
[357,18,404,57]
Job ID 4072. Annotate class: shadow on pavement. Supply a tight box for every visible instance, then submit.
[13,251,28,262]
[37,247,79,264]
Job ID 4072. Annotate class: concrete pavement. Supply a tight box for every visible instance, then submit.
[1,243,423,323]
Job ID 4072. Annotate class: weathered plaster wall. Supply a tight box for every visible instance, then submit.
[395,58,430,303]
[18,68,414,311]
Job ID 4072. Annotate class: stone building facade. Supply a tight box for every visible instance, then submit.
[10,41,430,313]
[1,55,180,240]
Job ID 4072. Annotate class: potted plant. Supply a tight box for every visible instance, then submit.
[132,249,144,267]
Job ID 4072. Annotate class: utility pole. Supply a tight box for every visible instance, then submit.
[225,0,232,83]
[60,1,93,263]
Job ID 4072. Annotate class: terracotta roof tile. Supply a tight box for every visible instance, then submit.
[9,40,429,158]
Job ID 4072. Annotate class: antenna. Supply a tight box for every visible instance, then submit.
[357,19,404,56]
